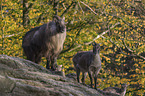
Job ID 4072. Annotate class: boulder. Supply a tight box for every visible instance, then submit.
[0,55,102,96]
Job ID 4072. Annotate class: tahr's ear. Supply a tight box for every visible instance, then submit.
[61,17,68,25]
[92,41,97,46]
[53,15,62,22]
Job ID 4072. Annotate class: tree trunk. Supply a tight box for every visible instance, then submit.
[23,0,30,27]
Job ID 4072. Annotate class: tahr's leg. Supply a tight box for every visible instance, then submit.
[94,66,101,89]
[51,57,58,70]
[46,59,51,69]
[81,72,87,85]
[25,46,35,62]
[35,54,42,64]
[76,66,81,83]
[94,75,97,89]
[88,71,93,88]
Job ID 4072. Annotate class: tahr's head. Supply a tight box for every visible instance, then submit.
[53,15,66,33]
[92,42,100,54]
[121,83,129,89]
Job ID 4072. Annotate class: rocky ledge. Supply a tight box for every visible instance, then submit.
[0,55,103,96]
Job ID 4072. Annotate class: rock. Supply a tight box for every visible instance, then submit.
[0,55,102,96]
[66,73,76,81]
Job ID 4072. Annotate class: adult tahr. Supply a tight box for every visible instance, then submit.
[22,15,66,70]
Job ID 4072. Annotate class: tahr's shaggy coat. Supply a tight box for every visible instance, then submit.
[22,16,66,70]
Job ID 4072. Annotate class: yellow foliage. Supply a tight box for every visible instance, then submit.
[1,0,145,95]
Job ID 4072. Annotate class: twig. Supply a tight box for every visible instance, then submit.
[62,3,66,10]
[80,1,98,15]
[110,39,145,60]
[78,1,84,14]
[60,26,83,54]
[84,22,120,45]
[61,1,76,17]
[122,39,145,59]
[121,39,134,53]
[4,32,23,38]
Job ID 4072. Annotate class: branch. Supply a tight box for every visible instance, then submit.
[37,13,44,24]
[61,1,76,17]
[122,39,145,60]
[68,22,120,52]
[4,32,23,38]
[110,39,145,60]
[60,26,83,54]
[86,22,120,45]
[78,1,84,14]
[60,43,74,55]
[80,1,98,15]
[122,39,134,53]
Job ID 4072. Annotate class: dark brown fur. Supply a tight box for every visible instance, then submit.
[22,15,66,70]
